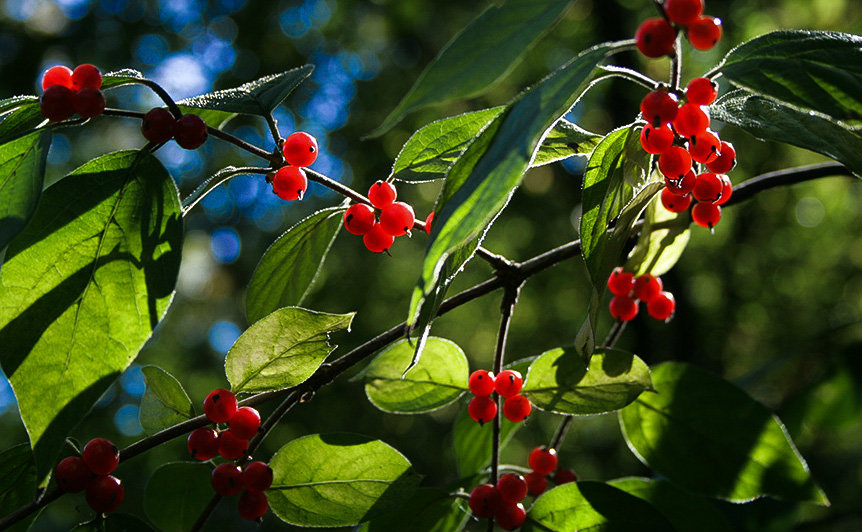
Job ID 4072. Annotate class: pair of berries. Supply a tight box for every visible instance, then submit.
[271,132,319,201]
[467,369,532,424]
[342,181,425,254]
[635,0,723,58]
[40,64,106,122]
[211,461,273,521]
[188,389,261,461]
[468,479,526,530]
[522,446,576,497]
[140,108,208,150]
[55,438,125,514]
[607,268,676,322]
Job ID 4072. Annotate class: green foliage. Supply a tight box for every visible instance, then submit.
[0,131,50,252]
[0,150,182,479]
[0,104,46,146]
[0,95,38,115]
[69,515,154,532]
[619,362,829,504]
[533,119,602,167]
[245,206,345,324]
[267,433,420,527]
[100,69,145,89]
[357,337,468,414]
[225,307,354,393]
[625,195,691,276]
[452,405,519,478]
[0,445,36,532]
[139,366,194,435]
[523,347,652,415]
[143,462,212,532]
[357,487,468,532]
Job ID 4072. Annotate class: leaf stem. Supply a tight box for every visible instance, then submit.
[599,66,661,91]
[182,166,271,215]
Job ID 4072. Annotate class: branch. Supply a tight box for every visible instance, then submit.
[725,162,852,206]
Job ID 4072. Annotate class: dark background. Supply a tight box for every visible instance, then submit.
[0,0,860,530]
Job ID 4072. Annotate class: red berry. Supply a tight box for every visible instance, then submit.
[673,103,710,137]
[661,187,692,213]
[424,211,434,234]
[379,201,415,237]
[229,406,261,440]
[494,369,523,398]
[716,174,733,205]
[496,473,528,503]
[86,475,124,514]
[665,0,704,26]
[368,180,397,209]
[204,389,237,423]
[609,295,638,321]
[82,438,119,476]
[692,202,722,229]
[243,461,274,491]
[187,427,220,461]
[55,456,94,493]
[639,124,674,154]
[707,141,736,174]
[688,16,723,50]
[218,430,249,461]
[282,132,318,167]
[272,166,308,201]
[633,274,663,302]
[647,291,676,321]
[640,89,679,127]
[665,169,696,196]
[41,65,73,90]
[468,396,497,425]
[363,222,395,253]
[238,489,269,520]
[495,502,527,530]
[72,64,102,90]
[174,114,208,149]
[40,85,75,122]
[73,87,105,119]
[211,463,244,497]
[635,18,677,58]
[529,447,558,475]
[688,130,721,164]
[658,146,693,181]
[692,172,724,203]
[141,108,177,144]
[525,471,548,496]
[686,77,718,105]
[469,369,496,397]
[607,267,634,297]
[502,395,532,422]
[555,468,577,484]
[343,203,375,235]
[469,484,501,518]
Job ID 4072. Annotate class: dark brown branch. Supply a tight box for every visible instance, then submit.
[725,162,851,206]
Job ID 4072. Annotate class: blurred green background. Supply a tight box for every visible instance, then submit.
[0,0,860,530]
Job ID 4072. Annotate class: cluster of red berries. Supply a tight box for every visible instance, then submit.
[187,389,260,462]
[140,108,208,150]
[640,79,736,229]
[635,0,723,58]
[467,369,532,424]
[342,180,429,254]
[522,446,576,498]
[270,132,319,201]
[211,461,273,521]
[55,438,124,514]
[607,268,676,322]
[40,64,106,122]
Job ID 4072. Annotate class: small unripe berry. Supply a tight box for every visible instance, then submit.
[685,77,718,105]
[633,274,663,302]
[204,388,238,423]
[494,370,523,398]
[86,475,124,513]
[639,124,674,154]
[272,166,308,201]
[238,489,269,520]
[72,64,102,90]
[635,18,676,58]
[343,203,375,235]
[692,172,724,203]
[468,396,497,425]
[525,471,547,496]
[665,0,704,26]
[496,473,528,503]
[40,85,75,122]
[469,369,496,397]
[187,427,220,461]
[609,295,638,321]
[658,146,693,181]
[665,169,696,196]
[282,131,319,167]
[368,180,397,209]
[529,447,558,475]
[640,89,679,127]
[229,406,261,440]
[73,87,105,119]
[363,222,395,253]
[469,484,501,518]
[495,502,527,530]
[502,394,532,422]
[716,174,733,205]
[379,201,415,237]
[243,461,274,491]
[555,468,577,484]
[41,65,73,90]
[689,130,721,164]
[174,114,208,149]
[218,430,249,461]
[673,103,710,137]
[661,187,692,213]
[82,438,119,476]
[141,108,177,144]
[692,202,722,229]
[707,141,736,174]
[55,456,94,493]
[647,291,676,321]
[607,267,634,297]
[688,16,723,50]
[211,463,244,497]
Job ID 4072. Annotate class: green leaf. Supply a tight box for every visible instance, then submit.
[619,362,829,504]
[178,65,314,117]
[70,515,154,532]
[533,119,602,167]
[608,477,735,532]
[712,90,862,178]
[100,69,145,90]
[0,150,183,479]
[0,104,45,145]
[0,96,38,116]
[225,307,354,393]
[523,347,652,415]
[0,131,50,251]
[624,194,691,277]
[356,337,468,413]
[139,366,194,435]
[268,433,420,527]
[245,207,345,324]
[522,481,675,532]
[0,444,37,532]
[143,462,212,532]
[409,42,617,332]
[452,402,520,478]
[356,487,468,532]
[371,0,573,136]
[717,30,862,121]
